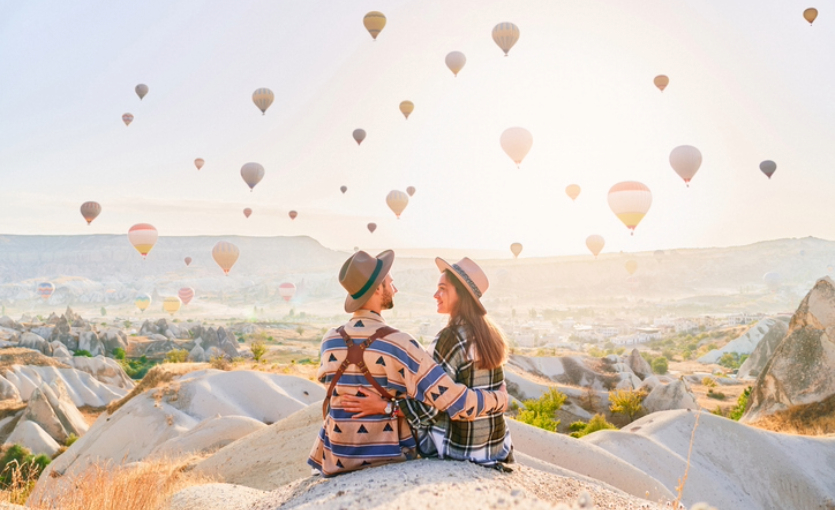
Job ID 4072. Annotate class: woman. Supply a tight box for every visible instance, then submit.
[342,257,513,467]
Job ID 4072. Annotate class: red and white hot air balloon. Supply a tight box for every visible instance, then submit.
[278,283,296,302]
[178,287,195,306]
[80,201,101,225]
[128,223,158,259]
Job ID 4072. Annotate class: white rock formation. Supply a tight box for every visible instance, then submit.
[63,356,134,389]
[17,379,88,443]
[698,318,787,364]
[4,421,60,458]
[0,365,127,407]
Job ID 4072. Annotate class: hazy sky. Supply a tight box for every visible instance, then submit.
[1,1,834,257]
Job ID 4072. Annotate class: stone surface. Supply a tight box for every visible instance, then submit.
[642,379,699,414]
[17,378,88,443]
[64,355,134,389]
[698,318,788,364]
[4,420,60,457]
[18,333,53,356]
[626,349,653,380]
[738,320,790,380]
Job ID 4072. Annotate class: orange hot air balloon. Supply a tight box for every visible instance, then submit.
[804,8,818,25]
[585,235,604,258]
[194,158,204,170]
[340,186,347,194]
[184,257,192,266]
[624,259,638,275]
[510,243,523,258]
[406,186,416,197]
[363,11,386,40]
[653,75,669,91]
[399,101,414,119]
[212,241,239,276]
[367,223,377,233]
[80,201,101,225]
[128,223,158,259]
[353,129,366,146]
[243,208,252,218]
[289,210,298,220]
[607,182,652,235]
[178,287,195,305]
[565,185,581,201]
[279,283,296,302]
[122,113,134,126]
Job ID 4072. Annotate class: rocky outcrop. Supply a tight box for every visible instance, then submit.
[18,332,53,356]
[78,331,104,356]
[64,356,134,389]
[642,379,699,414]
[509,355,640,391]
[698,318,788,364]
[626,349,653,379]
[17,379,88,444]
[743,277,835,423]
[4,421,60,457]
[738,321,789,380]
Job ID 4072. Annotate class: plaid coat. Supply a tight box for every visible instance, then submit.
[400,325,513,466]
[308,311,508,476]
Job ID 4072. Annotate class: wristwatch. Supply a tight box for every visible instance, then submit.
[384,402,393,415]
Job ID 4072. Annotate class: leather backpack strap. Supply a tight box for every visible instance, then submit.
[322,326,352,419]
[354,326,398,401]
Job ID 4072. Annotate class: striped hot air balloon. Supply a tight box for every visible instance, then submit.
[128,223,158,259]
[241,163,265,191]
[278,282,296,302]
[212,241,240,276]
[163,296,182,316]
[399,101,414,119]
[135,294,151,312]
[80,201,101,225]
[37,282,55,301]
[252,88,274,115]
[607,182,652,235]
[492,22,520,56]
[386,190,409,219]
[363,11,386,40]
[178,287,195,306]
[122,113,134,126]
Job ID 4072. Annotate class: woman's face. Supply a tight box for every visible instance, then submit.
[434,272,459,315]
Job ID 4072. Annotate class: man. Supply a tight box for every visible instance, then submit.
[308,250,508,476]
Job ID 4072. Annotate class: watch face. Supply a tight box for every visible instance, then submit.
[384,403,392,414]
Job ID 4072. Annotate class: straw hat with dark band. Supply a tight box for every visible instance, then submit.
[339,250,395,312]
[435,256,488,313]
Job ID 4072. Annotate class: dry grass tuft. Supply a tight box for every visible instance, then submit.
[673,410,701,510]
[106,363,205,415]
[25,457,213,510]
[0,458,45,505]
[0,348,70,370]
[750,394,835,436]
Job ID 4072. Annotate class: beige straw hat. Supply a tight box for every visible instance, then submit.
[339,250,395,313]
[435,257,488,313]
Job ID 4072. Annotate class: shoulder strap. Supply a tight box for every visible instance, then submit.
[322,325,399,419]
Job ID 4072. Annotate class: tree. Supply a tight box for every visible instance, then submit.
[569,414,617,438]
[250,341,267,362]
[652,357,668,375]
[517,387,566,432]
[609,388,647,422]
[100,307,107,317]
[295,325,304,336]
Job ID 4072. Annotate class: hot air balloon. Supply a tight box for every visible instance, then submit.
[252,88,274,115]
[178,287,195,306]
[406,186,416,197]
[607,182,652,235]
[289,210,298,220]
[760,160,777,179]
[763,272,782,291]
[624,259,638,275]
[241,162,265,191]
[135,294,151,312]
[804,7,818,24]
[163,296,182,316]
[565,185,581,201]
[399,101,414,119]
[363,11,386,40]
[278,283,296,302]
[586,235,604,258]
[80,201,101,225]
[386,190,409,219]
[492,22,520,56]
[243,208,252,218]
[670,145,702,186]
[135,84,149,100]
[510,243,523,258]
[500,127,533,167]
[128,223,158,259]
[184,257,192,267]
[445,51,466,77]
[122,113,134,126]
[653,75,669,92]
[37,282,54,301]
[353,129,366,146]
[367,223,377,233]
[340,186,347,194]
[194,158,204,170]
[212,241,240,276]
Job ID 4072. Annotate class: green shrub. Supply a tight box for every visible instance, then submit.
[65,433,78,447]
[728,387,752,421]
[517,387,566,432]
[0,444,51,493]
[113,348,126,360]
[609,388,646,422]
[165,349,188,363]
[568,421,587,433]
[651,357,668,374]
[250,341,267,362]
[707,390,726,400]
[73,350,93,358]
[640,351,654,363]
[702,377,717,388]
[570,414,617,438]
[661,349,675,361]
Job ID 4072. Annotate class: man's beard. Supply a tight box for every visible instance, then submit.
[381,287,394,310]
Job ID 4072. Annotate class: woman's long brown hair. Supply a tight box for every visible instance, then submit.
[444,270,508,370]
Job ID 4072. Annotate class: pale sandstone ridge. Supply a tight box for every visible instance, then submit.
[697,318,787,364]
[736,320,787,380]
[743,276,835,422]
